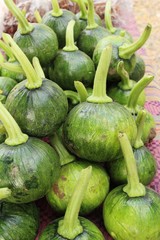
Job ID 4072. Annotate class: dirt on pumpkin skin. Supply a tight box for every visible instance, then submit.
[53,183,65,199]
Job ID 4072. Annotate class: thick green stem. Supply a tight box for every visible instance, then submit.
[50,133,75,166]
[87,45,113,103]
[117,61,133,90]
[134,110,146,148]
[32,57,45,79]
[4,0,34,34]
[77,0,88,19]
[34,10,42,23]
[0,102,28,146]
[51,0,63,17]
[0,188,11,200]
[118,132,146,197]
[119,24,152,59]
[58,166,92,239]
[104,0,116,33]
[64,90,80,105]
[126,74,154,112]
[0,62,24,74]
[0,40,15,62]
[63,20,78,52]
[3,33,42,89]
[0,52,4,64]
[86,0,98,29]
[74,81,88,102]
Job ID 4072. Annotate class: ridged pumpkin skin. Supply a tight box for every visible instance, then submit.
[0,202,39,240]
[39,216,104,240]
[13,23,58,67]
[63,102,137,162]
[107,145,157,186]
[49,50,95,90]
[47,160,110,215]
[5,79,68,137]
[0,137,60,203]
[129,55,145,81]
[42,9,81,49]
[103,186,160,240]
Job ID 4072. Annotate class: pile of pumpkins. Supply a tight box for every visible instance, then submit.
[0,0,160,239]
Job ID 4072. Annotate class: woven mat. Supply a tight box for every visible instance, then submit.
[32,5,160,240]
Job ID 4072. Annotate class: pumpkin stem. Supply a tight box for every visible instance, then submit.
[32,57,45,79]
[117,61,133,90]
[63,20,78,52]
[74,81,88,102]
[0,40,15,62]
[50,133,75,166]
[34,10,42,23]
[118,132,146,197]
[64,90,80,105]
[126,74,154,113]
[0,102,28,146]
[134,110,146,148]
[104,0,116,33]
[0,188,11,200]
[87,45,113,103]
[77,0,88,19]
[119,24,152,59]
[86,0,98,29]
[3,33,42,90]
[58,166,92,238]
[4,0,34,34]
[0,62,24,74]
[51,0,63,17]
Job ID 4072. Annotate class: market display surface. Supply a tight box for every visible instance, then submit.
[0,0,160,239]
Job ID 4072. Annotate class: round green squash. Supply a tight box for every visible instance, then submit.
[93,24,152,84]
[0,76,17,98]
[129,54,145,81]
[42,0,80,49]
[0,102,61,204]
[49,20,95,90]
[0,202,39,240]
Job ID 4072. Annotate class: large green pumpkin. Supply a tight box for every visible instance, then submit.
[0,202,39,240]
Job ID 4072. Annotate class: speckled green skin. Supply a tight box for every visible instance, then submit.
[39,216,105,240]
[107,81,146,106]
[106,145,157,186]
[103,186,160,240]
[13,23,58,67]
[0,202,39,240]
[0,137,60,203]
[76,12,102,32]
[49,50,95,90]
[63,102,137,162]
[5,79,68,137]
[47,160,110,215]
[129,55,145,81]
[42,9,81,49]
[77,26,110,58]
[93,35,136,83]
[0,76,17,98]
[1,61,26,83]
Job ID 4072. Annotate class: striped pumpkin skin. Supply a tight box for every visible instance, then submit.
[0,137,60,203]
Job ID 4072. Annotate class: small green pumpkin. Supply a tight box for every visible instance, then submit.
[0,102,60,203]
[0,202,39,240]
[3,34,68,137]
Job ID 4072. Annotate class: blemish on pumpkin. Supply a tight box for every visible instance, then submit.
[61,175,67,181]
[53,183,65,199]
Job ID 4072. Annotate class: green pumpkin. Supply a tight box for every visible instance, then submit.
[129,54,145,81]
[93,24,152,84]
[3,34,68,137]
[77,0,110,58]
[49,20,95,90]
[63,46,137,162]
[103,133,160,240]
[0,202,39,240]
[42,0,80,49]
[40,167,105,240]
[0,76,17,98]
[0,102,60,203]
[4,0,58,67]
